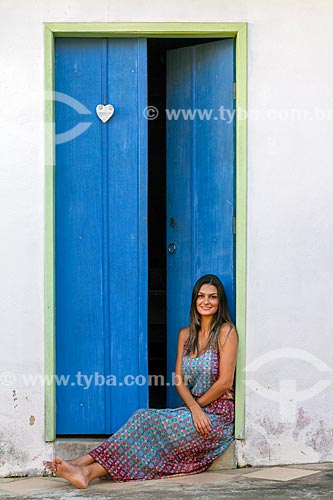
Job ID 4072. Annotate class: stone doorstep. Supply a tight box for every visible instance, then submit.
[55,438,104,461]
[55,438,236,470]
[208,441,236,470]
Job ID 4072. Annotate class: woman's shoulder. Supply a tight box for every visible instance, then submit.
[178,326,190,345]
[217,322,238,347]
[218,322,235,333]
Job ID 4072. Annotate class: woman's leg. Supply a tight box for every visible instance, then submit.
[67,454,95,466]
[53,457,108,489]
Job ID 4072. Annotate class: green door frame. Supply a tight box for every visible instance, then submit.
[44,22,247,442]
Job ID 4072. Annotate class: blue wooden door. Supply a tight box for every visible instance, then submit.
[166,40,236,407]
[55,38,148,434]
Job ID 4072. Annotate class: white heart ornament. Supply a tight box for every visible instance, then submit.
[96,104,114,123]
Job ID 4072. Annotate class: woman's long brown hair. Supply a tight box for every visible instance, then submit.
[186,274,233,357]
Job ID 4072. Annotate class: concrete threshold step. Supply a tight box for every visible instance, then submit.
[208,441,237,470]
[55,439,104,460]
[55,439,236,470]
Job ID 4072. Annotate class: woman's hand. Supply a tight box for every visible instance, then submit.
[190,404,212,435]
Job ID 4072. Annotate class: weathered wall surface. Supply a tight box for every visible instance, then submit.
[0,0,332,475]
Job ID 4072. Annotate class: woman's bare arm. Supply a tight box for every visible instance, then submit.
[174,327,212,434]
[174,327,198,410]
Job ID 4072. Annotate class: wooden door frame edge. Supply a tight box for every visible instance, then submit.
[44,22,247,442]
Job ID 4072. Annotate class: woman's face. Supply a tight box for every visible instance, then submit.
[196,284,219,317]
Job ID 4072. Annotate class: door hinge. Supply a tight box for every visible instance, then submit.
[233,82,236,100]
[233,216,236,234]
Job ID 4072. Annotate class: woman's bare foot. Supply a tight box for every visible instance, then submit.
[53,457,89,489]
[43,460,57,473]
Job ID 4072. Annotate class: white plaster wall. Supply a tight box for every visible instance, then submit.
[0,0,332,475]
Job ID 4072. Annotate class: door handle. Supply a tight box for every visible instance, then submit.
[168,242,177,255]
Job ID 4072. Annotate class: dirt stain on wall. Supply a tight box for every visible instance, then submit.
[12,390,18,409]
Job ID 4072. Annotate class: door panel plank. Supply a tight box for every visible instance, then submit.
[55,38,148,434]
[166,47,194,404]
[106,39,148,428]
[56,38,106,434]
[166,40,235,407]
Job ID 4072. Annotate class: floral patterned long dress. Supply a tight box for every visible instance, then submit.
[88,341,235,481]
